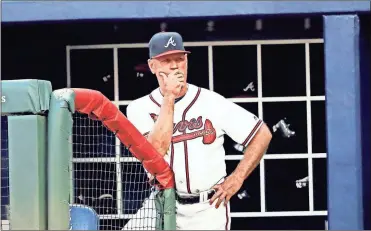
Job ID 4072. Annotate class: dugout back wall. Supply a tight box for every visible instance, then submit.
[1,1,370,230]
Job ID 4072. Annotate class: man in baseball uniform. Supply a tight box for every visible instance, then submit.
[126,32,272,230]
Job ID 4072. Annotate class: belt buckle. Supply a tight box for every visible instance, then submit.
[199,190,215,203]
[199,191,207,203]
[176,190,214,204]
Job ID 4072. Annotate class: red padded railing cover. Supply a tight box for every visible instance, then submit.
[72,88,175,189]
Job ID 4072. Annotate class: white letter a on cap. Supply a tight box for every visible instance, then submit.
[164,36,176,48]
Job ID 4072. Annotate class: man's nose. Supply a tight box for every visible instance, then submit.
[170,60,178,69]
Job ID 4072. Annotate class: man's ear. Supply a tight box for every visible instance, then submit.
[147,59,156,74]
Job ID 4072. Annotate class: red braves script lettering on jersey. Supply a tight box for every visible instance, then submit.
[150,113,216,144]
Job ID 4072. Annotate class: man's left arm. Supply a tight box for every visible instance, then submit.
[209,97,272,208]
[233,123,272,182]
[210,124,272,208]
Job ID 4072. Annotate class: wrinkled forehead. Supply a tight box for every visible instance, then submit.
[154,52,187,61]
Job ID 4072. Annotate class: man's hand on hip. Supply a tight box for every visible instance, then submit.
[209,174,244,209]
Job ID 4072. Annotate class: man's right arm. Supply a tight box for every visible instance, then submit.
[146,95,175,156]
[146,70,184,156]
[127,70,183,156]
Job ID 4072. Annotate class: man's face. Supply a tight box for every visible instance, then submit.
[148,53,188,82]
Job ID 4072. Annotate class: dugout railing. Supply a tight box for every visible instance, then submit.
[0,79,176,230]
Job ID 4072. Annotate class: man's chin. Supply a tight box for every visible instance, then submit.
[177,83,188,98]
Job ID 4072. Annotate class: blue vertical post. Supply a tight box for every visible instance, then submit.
[359,15,371,230]
[324,15,364,230]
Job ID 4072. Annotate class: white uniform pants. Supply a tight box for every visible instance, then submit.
[176,198,231,230]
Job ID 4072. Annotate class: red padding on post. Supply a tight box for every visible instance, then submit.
[72,88,175,189]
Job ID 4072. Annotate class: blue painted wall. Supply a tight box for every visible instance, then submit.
[2,1,370,22]
[324,14,369,230]
[359,15,371,230]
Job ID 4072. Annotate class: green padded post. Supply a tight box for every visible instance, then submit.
[47,89,75,230]
[163,188,176,230]
[8,115,47,230]
[155,188,176,230]
[1,79,52,114]
[155,191,164,230]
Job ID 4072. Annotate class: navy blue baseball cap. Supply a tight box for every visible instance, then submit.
[149,32,190,59]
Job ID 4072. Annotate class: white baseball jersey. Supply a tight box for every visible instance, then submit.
[127,83,263,195]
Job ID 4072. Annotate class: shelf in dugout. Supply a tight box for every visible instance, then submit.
[263,101,308,154]
[309,43,325,96]
[118,48,158,101]
[311,101,327,154]
[183,46,209,90]
[265,159,310,212]
[212,45,258,98]
[226,160,261,213]
[313,158,327,211]
[261,44,307,97]
[69,49,115,100]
